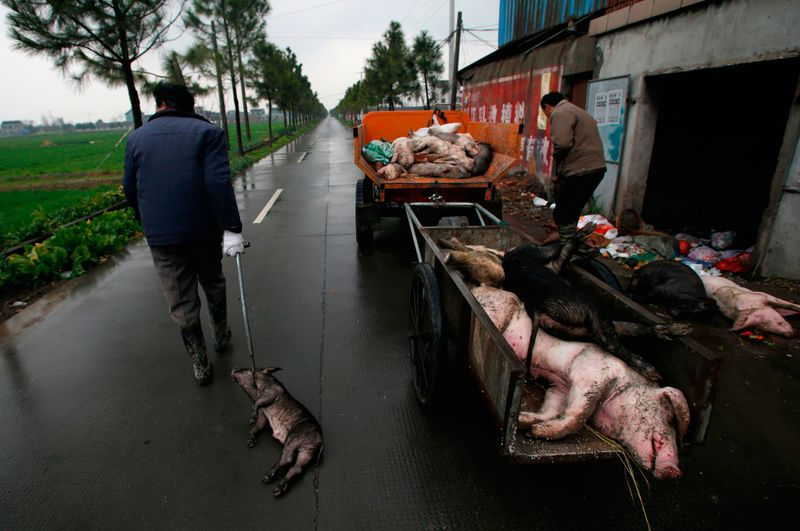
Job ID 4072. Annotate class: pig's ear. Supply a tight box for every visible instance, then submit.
[662,387,690,439]
[262,367,282,374]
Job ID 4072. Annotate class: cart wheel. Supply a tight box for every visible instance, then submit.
[356,177,373,248]
[408,262,444,406]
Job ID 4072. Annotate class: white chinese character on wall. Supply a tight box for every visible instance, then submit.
[526,135,536,161]
[514,102,525,123]
[488,104,498,123]
[478,105,486,122]
[501,102,512,124]
[538,136,550,161]
[520,137,527,160]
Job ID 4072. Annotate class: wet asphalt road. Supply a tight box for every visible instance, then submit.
[1,117,798,529]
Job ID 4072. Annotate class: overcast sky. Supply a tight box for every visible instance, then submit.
[0,0,499,125]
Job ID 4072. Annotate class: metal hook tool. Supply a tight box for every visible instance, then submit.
[234,242,258,387]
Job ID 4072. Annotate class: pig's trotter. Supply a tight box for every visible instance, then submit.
[247,436,257,448]
[272,482,288,497]
[263,469,276,484]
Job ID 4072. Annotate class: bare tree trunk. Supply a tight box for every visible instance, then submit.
[113,5,142,129]
[267,97,273,143]
[122,60,143,129]
[221,15,243,156]
[211,21,229,150]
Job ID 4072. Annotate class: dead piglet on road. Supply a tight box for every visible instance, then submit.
[231,367,323,497]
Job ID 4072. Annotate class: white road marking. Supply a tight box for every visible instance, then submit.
[297,151,308,163]
[253,189,283,224]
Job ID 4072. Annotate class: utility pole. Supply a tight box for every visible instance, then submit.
[449,11,462,110]
[448,0,454,85]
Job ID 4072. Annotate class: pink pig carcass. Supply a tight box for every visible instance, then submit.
[472,286,691,479]
[699,275,800,337]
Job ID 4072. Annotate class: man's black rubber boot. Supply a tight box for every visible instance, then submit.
[208,301,232,353]
[558,223,578,247]
[180,324,214,386]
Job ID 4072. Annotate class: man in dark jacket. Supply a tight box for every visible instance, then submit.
[540,92,607,246]
[123,83,244,386]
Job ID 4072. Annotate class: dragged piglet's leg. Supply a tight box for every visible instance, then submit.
[270,445,318,497]
[248,411,268,448]
[250,389,279,425]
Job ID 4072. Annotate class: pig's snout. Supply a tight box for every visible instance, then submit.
[231,367,253,385]
[651,437,682,479]
[654,465,682,479]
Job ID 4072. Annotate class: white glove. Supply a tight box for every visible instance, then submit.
[222,230,245,256]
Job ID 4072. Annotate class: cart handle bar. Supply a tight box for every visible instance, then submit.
[403,202,504,263]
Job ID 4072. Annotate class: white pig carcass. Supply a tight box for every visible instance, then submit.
[472,286,690,479]
[699,275,800,337]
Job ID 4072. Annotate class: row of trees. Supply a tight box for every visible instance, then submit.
[3,0,326,156]
[333,21,446,122]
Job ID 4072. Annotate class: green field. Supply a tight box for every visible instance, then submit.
[0,186,116,236]
[0,121,287,181]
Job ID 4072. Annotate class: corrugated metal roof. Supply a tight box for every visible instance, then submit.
[499,0,608,46]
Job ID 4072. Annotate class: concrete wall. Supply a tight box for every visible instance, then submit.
[593,0,800,278]
[594,0,800,212]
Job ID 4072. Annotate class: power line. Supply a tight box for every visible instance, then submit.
[464,29,498,49]
[269,35,381,40]
[401,0,426,26]
[269,0,350,19]
[407,0,446,32]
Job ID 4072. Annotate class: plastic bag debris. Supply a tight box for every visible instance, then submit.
[362,140,393,164]
[711,230,735,250]
[579,215,618,240]
[675,233,702,248]
[688,245,721,265]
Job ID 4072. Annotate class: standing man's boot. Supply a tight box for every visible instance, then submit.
[181,323,214,386]
[208,301,231,353]
[557,223,578,247]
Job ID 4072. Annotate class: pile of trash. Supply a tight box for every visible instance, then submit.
[573,210,754,276]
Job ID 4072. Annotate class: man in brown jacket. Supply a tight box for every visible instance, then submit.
[541,92,607,245]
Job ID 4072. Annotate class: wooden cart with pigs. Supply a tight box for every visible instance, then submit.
[404,210,722,474]
[353,110,522,248]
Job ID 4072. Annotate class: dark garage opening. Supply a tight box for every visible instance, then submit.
[642,58,799,246]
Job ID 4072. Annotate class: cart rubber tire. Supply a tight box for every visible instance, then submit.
[356,177,373,248]
[408,262,444,406]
